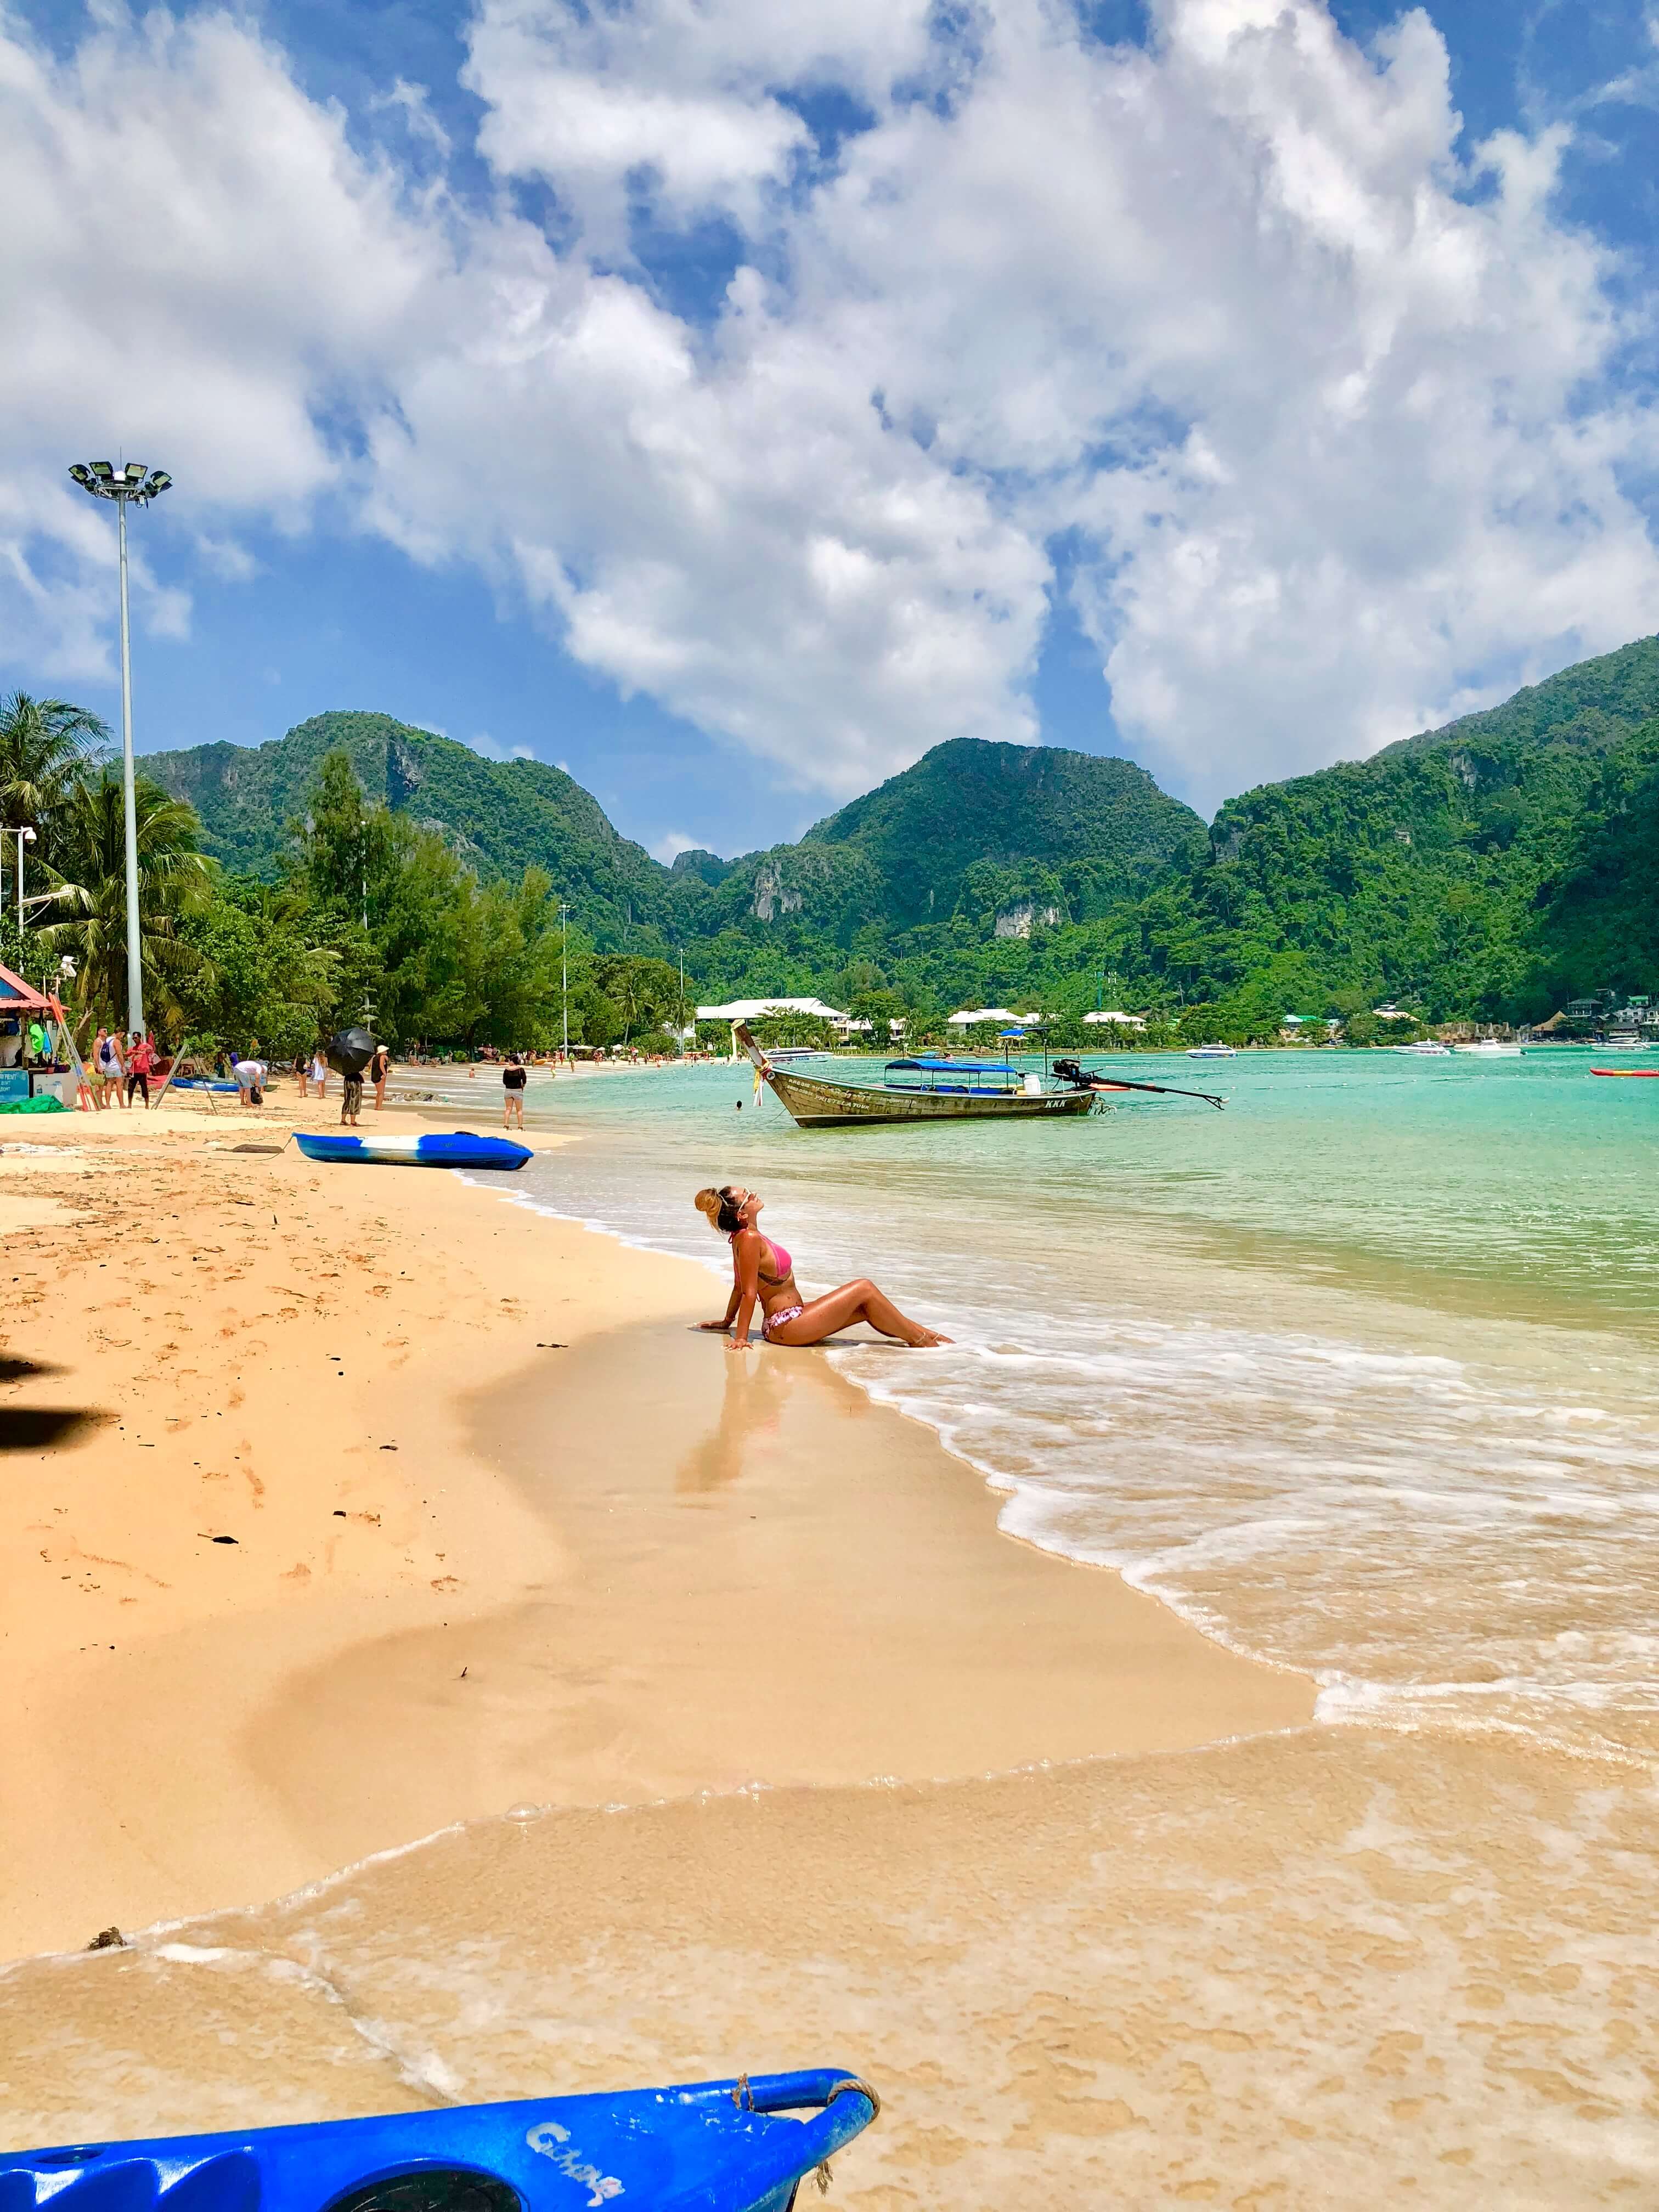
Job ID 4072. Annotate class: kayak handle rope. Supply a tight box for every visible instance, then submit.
[816,2080,882,2194]
[825,2078,882,2120]
[730,2073,879,2120]
[730,2070,881,2193]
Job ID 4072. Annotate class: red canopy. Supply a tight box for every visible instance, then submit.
[0,962,54,1014]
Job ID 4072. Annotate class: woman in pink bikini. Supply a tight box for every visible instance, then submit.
[693,1184,950,1350]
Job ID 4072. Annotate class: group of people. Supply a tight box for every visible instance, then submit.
[292,1042,392,1122]
[88,1026,161,1108]
[693,1183,949,1352]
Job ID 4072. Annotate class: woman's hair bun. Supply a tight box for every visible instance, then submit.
[694,1186,746,1234]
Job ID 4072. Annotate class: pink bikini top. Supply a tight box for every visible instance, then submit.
[734,1232,792,1283]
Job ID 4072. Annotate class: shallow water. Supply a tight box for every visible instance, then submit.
[500,1049,1659,1762]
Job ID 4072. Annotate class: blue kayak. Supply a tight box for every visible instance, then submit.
[0,2071,879,2212]
[293,1131,532,1171]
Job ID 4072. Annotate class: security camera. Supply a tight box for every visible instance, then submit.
[21,827,36,844]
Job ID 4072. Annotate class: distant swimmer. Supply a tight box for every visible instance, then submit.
[693,1183,950,1350]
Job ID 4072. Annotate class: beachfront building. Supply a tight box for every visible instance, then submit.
[946,1006,1041,1028]
[0,964,75,1107]
[696,996,849,1059]
[1081,1009,1146,1030]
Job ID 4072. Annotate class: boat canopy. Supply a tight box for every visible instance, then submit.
[885,1056,1020,1075]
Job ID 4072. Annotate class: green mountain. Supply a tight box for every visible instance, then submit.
[804,737,1205,924]
[143,711,674,940]
[666,740,1206,983]
[1111,634,1659,1023]
[1386,635,1659,760]
[140,636,1659,1031]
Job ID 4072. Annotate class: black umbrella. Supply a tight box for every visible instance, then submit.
[326,1027,376,1077]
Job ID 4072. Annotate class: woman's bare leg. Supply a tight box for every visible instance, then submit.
[765,1278,950,1348]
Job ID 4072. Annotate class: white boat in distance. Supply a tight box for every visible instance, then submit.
[1393,1041,1452,1057]
[1186,1044,1238,1059]
[1453,1040,1523,1057]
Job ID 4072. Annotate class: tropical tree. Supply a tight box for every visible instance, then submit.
[177,876,340,1059]
[41,771,212,1035]
[0,693,109,846]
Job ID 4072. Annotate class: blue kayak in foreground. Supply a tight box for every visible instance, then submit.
[293,1131,532,1171]
[0,2070,880,2212]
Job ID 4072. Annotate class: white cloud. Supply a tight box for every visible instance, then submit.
[196,534,259,583]
[652,828,697,862]
[3,0,1657,809]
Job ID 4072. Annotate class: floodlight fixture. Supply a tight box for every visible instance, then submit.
[67,454,177,1034]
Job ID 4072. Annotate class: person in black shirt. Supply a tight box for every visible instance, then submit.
[503,1051,527,1128]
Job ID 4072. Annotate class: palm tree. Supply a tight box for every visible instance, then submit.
[41,771,212,1033]
[0,693,109,837]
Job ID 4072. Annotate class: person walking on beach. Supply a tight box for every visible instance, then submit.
[308,1045,329,1099]
[341,1061,364,1126]
[126,1030,156,1108]
[292,1051,310,1098]
[369,1041,391,1111]
[693,1184,951,1350]
[502,1051,527,1128]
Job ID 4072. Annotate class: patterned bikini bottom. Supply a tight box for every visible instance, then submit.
[762,1304,804,1339]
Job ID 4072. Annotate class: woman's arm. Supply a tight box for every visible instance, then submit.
[727,1229,761,1349]
[697,1266,743,1333]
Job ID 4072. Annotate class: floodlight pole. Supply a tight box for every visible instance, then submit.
[68,459,173,1040]
[560,902,569,1059]
[115,496,143,1036]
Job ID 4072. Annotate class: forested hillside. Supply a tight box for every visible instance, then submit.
[144,712,675,941]
[139,634,1659,1040]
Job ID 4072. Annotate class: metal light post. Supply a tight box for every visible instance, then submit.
[68,460,173,1037]
[560,901,569,1059]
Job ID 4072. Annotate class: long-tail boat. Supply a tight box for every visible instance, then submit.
[736,1024,1094,1127]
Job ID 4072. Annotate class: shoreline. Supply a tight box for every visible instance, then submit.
[1,1084,1312,1965]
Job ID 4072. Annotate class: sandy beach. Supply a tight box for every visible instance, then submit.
[1,1080,1308,1961]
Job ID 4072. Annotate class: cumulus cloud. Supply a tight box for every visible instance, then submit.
[3,0,1657,809]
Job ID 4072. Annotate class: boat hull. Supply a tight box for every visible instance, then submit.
[763,1066,1095,1127]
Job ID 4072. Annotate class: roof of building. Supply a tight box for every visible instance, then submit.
[0,963,54,1012]
[696,997,849,1022]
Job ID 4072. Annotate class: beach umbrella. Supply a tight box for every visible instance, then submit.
[326,1026,375,1077]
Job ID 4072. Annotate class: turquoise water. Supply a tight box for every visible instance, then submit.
[486,1049,1659,1759]
[527,1047,1659,1327]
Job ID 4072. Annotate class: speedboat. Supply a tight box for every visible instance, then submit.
[1392,1041,1451,1057]
[1185,1044,1238,1059]
[1453,1040,1522,1057]
[0,2070,879,2212]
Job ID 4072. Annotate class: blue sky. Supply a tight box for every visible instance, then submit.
[5,0,1659,861]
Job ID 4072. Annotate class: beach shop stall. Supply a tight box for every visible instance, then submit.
[0,964,76,1110]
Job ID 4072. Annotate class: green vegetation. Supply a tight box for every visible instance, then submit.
[14,630,1658,1052]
